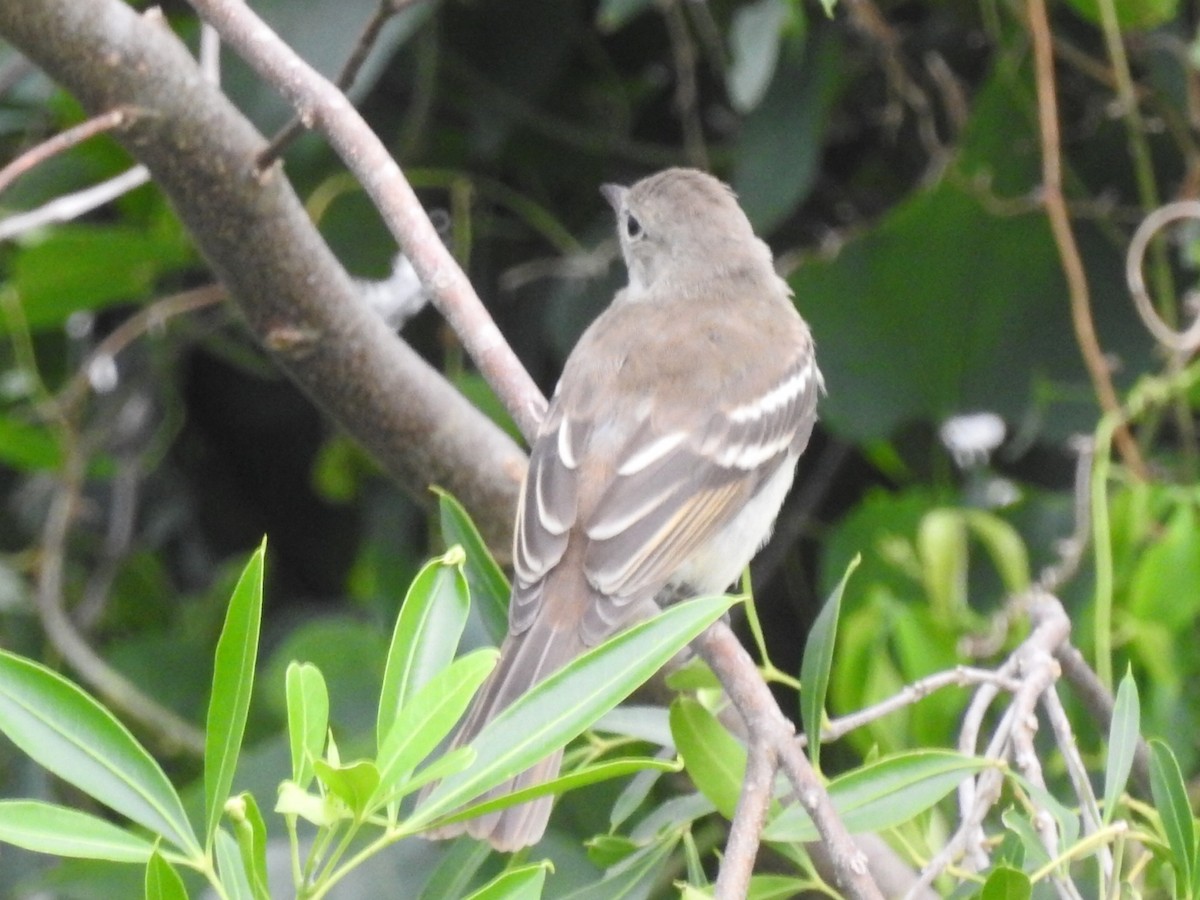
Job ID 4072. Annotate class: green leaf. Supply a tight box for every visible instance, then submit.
[145,850,189,900]
[727,0,792,113]
[463,861,550,900]
[1000,808,1050,871]
[1149,738,1196,891]
[204,540,265,851]
[747,874,815,899]
[374,648,498,804]
[1104,667,1140,824]
[407,746,477,797]
[214,827,254,900]
[0,800,153,862]
[980,865,1032,900]
[764,750,990,841]
[0,416,62,471]
[587,834,640,869]
[313,758,381,818]
[378,546,471,752]
[670,697,745,819]
[917,509,967,620]
[275,781,341,828]
[436,756,677,826]
[285,662,328,790]
[413,595,735,828]
[559,834,680,900]
[1129,505,1200,630]
[963,510,1030,594]
[436,488,510,644]
[0,651,199,856]
[1062,0,1178,30]
[9,225,194,333]
[799,554,859,770]
[733,27,836,233]
[1010,773,1080,849]
[227,793,270,900]
[417,835,493,900]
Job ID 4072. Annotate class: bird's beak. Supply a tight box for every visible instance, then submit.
[600,183,627,213]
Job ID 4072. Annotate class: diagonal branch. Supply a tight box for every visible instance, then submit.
[0,0,526,552]
[186,0,547,443]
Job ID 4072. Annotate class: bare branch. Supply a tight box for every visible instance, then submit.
[1126,200,1200,353]
[36,442,206,757]
[1026,0,1149,480]
[0,0,527,551]
[186,0,547,442]
[0,106,137,195]
[257,0,433,167]
[695,622,883,900]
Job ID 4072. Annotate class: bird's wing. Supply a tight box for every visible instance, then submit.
[577,350,821,642]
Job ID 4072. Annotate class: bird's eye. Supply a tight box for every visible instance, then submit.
[625,214,643,239]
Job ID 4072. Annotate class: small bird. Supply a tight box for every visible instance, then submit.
[424,167,822,850]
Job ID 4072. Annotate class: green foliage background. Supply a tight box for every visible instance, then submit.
[2,0,1200,895]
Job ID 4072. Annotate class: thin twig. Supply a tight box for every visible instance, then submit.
[0,106,138,197]
[1054,642,1152,797]
[659,0,707,170]
[717,741,776,897]
[1125,200,1200,354]
[257,0,431,168]
[0,166,151,242]
[815,667,1022,744]
[908,593,1074,897]
[1040,687,1112,882]
[1025,0,1148,480]
[55,284,226,416]
[189,0,546,442]
[695,622,883,900]
[36,442,205,757]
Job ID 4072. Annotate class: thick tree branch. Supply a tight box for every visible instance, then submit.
[0,0,526,551]
[186,0,547,442]
[696,622,883,900]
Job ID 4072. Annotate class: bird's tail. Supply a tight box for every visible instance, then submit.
[417,610,587,851]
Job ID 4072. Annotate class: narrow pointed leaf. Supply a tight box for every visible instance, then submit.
[963,510,1030,594]
[285,662,327,789]
[378,548,470,751]
[0,651,199,855]
[275,781,341,828]
[1009,773,1079,848]
[313,759,381,818]
[799,554,859,769]
[434,756,678,826]
[1104,667,1140,824]
[670,697,746,819]
[980,865,1032,900]
[747,875,815,899]
[374,648,497,803]
[463,862,550,900]
[414,595,735,827]
[764,750,990,841]
[145,850,189,900]
[1149,738,1195,890]
[204,541,265,850]
[559,834,680,900]
[0,800,153,862]
[215,827,254,900]
[406,746,477,798]
[436,488,510,643]
[228,793,270,900]
[417,833,492,900]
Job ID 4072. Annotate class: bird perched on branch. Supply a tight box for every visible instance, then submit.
[423,167,823,850]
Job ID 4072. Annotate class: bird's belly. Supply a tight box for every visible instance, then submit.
[669,454,797,596]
